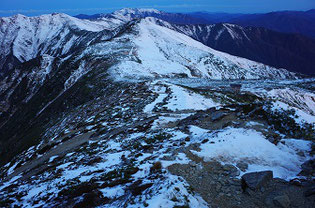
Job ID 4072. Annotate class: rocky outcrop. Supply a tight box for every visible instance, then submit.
[241,171,273,191]
[299,159,315,177]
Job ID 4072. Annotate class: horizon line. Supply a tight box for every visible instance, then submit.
[0,7,314,18]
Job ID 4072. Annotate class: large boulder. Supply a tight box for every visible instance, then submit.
[299,159,315,177]
[241,171,273,191]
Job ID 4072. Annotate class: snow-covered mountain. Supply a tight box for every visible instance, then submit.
[0,9,314,208]
[0,10,298,165]
[151,20,315,76]
[0,11,299,166]
[0,13,297,80]
[75,8,210,24]
[186,9,315,39]
[109,17,296,80]
[76,8,315,75]
[0,13,120,75]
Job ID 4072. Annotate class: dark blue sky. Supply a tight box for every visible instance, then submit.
[1,0,315,17]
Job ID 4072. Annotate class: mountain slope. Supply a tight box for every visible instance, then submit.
[188,11,243,23]
[0,11,314,208]
[153,20,315,75]
[0,14,297,80]
[0,13,115,76]
[0,14,298,166]
[188,9,315,38]
[0,16,137,165]
[76,9,315,75]
[109,18,296,80]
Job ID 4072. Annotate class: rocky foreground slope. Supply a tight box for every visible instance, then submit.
[0,10,314,208]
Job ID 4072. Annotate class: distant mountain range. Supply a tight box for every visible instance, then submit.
[75,8,210,24]
[229,9,315,39]
[76,9,315,39]
[189,9,315,39]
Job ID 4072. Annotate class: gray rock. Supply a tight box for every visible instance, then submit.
[231,169,241,177]
[223,164,240,177]
[223,164,235,171]
[236,162,248,172]
[297,151,305,157]
[260,187,265,192]
[241,171,273,191]
[210,111,225,121]
[299,159,315,176]
[273,195,290,208]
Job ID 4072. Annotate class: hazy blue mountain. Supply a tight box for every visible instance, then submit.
[228,9,315,38]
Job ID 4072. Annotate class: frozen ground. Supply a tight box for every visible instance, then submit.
[191,127,312,180]
[0,77,314,207]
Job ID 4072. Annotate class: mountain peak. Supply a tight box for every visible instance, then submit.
[1,12,73,22]
[12,13,27,19]
[113,8,162,15]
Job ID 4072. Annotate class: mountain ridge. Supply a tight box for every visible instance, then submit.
[0,10,306,167]
[227,9,315,38]
[75,8,315,38]
[73,8,315,75]
[0,9,314,208]
[0,13,296,79]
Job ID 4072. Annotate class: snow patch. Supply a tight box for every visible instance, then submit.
[64,62,90,90]
[165,84,219,111]
[191,127,312,180]
[272,101,315,124]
